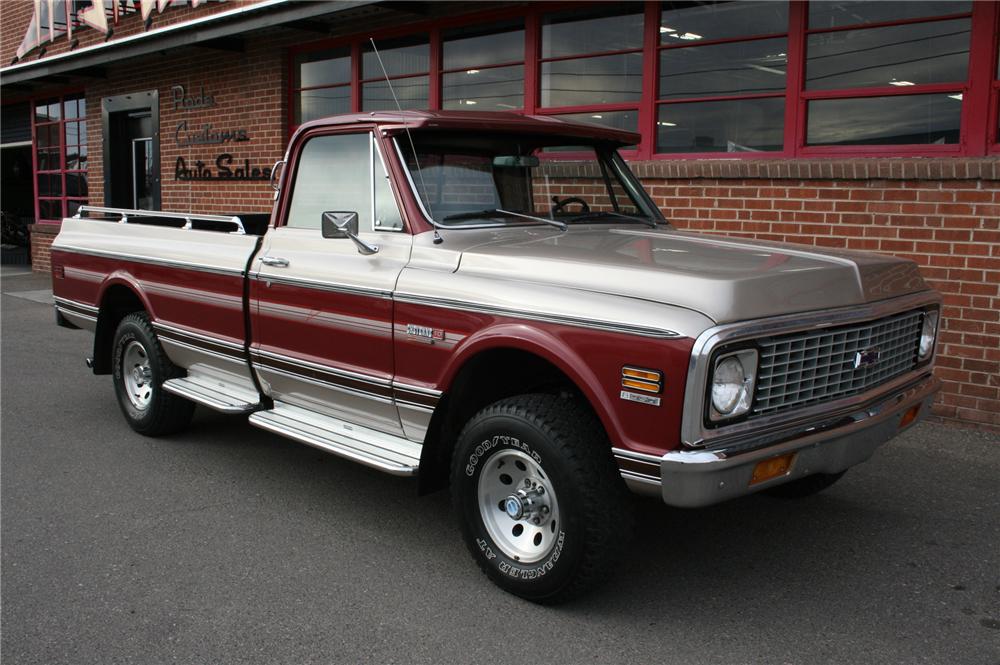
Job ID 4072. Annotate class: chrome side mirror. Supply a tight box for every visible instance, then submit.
[321,211,379,255]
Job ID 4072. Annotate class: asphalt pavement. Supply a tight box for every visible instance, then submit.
[2,272,998,665]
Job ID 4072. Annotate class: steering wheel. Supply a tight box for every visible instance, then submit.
[551,196,591,215]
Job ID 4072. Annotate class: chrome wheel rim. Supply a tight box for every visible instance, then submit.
[477,449,560,564]
[122,340,153,410]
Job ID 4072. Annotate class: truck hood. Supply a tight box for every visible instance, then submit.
[455,226,928,324]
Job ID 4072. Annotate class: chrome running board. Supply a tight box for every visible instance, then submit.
[248,402,421,476]
[162,375,261,414]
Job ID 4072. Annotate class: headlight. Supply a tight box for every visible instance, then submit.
[709,349,758,422]
[919,310,939,359]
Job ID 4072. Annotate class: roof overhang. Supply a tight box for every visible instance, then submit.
[0,0,378,87]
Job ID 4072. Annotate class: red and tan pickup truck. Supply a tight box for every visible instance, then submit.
[52,111,941,603]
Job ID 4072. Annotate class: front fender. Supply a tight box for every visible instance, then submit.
[439,322,628,448]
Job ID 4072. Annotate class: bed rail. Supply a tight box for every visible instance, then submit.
[73,206,246,235]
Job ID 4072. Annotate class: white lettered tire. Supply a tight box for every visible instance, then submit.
[451,394,631,603]
[111,312,194,436]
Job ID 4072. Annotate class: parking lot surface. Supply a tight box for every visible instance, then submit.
[2,274,998,665]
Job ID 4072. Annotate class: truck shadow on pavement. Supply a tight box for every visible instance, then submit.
[181,407,908,615]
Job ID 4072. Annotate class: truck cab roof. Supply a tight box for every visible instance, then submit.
[292,110,640,147]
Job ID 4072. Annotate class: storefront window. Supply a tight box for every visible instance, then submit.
[804,2,972,148]
[539,6,644,111]
[33,94,87,224]
[286,1,999,159]
[361,36,429,111]
[442,21,524,111]
[292,48,351,124]
[657,1,787,153]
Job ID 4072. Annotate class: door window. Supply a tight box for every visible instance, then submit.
[286,133,372,230]
[286,132,403,232]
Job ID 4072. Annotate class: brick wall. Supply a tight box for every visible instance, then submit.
[84,33,289,217]
[28,223,58,273]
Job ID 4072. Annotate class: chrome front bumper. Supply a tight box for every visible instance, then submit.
[621,374,940,508]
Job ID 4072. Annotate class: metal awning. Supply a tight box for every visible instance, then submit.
[0,0,379,87]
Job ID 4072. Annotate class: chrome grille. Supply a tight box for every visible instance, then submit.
[752,310,925,417]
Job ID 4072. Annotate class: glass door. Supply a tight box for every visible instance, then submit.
[131,137,153,210]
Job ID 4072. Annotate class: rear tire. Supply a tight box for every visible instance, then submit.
[111,312,194,436]
[450,394,631,604]
[763,471,846,498]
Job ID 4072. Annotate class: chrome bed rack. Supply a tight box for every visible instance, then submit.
[74,205,246,235]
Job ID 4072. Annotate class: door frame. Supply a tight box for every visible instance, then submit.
[101,89,160,209]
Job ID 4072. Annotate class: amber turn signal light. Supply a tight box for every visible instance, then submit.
[750,453,795,486]
[621,366,662,394]
[899,404,921,429]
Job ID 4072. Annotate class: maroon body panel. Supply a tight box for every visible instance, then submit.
[393,300,694,456]
[52,250,247,347]
[249,279,395,382]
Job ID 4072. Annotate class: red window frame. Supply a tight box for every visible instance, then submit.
[286,1,1000,160]
[651,3,791,159]
[530,4,646,156]
[988,1,1000,153]
[796,6,974,157]
[31,91,87,225]
[438,19,526,112]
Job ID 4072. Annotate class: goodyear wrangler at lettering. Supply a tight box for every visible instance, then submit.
[50,111,941,603]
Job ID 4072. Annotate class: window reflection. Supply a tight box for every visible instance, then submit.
[542,6,643,59]
[657,98,785,152]
[806,19,970,90]
[807,95,961,145]
[808,1,970,29]
[295,87,351,124]
[660,1,787,42]
[294,49,350,89]
[660,38,787,99]
[362,77,429,111]
[542,53,644,107]
[551,111,639,150]
[443,66,524,111]
[443,21,523,69]
[362,36,429,79]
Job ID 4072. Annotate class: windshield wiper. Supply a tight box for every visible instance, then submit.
[440,208,566,230]
[495,209,567,230]
[441,208,505,221]
[566,211,658,229]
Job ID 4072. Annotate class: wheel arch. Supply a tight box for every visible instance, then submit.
[417,326,623,495]
[91,273,154,375]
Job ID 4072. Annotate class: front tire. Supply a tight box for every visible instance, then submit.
[450,394,631,604]
[111,312,194,436]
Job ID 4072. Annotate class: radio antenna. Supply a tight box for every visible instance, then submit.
[369,38,442,244]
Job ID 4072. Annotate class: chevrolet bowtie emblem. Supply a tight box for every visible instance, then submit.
[854,348,881,369]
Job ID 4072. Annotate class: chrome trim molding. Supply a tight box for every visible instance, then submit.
[53,245,245,277]
[152,321,247,362]
[55,305,97,323]
[153,321,245,351]
[53,296,99,315]
[159,336,243,364]
[394,293,681,339]
[681,291,941,448]
[249,273,392,300]
[252,348,392,387]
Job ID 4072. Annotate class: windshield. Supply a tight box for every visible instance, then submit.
[395,132,666,229]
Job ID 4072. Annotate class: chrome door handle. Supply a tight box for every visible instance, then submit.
[259,256,289,267]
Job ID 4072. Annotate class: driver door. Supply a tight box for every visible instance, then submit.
[250,131,411,435]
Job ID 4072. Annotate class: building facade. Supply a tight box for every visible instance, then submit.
[1,0,998,428]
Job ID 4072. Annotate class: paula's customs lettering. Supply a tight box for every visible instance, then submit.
[621,390,661,407]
